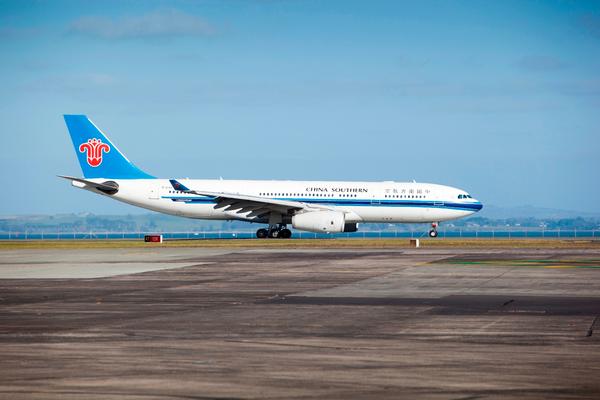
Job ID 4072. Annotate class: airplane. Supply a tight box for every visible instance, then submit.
[60,115,483,239]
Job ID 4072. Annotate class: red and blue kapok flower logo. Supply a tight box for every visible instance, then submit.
[79,138,110,167]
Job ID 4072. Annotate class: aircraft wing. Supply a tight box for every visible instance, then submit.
[169,179,328,218]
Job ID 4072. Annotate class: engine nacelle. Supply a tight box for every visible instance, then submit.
[292,211,346,233]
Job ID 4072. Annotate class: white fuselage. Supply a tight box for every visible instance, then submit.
[76,178,483,225]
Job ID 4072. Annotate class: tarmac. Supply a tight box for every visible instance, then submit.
[1,245,600,399]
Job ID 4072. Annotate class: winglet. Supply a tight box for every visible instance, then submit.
[169,179,191,192]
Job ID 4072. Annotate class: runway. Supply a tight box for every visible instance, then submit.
[1,245,600,399]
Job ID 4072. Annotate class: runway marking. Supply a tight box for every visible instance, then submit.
[587,316,599,337]
[444,259,600,269]
[477,316,507,333]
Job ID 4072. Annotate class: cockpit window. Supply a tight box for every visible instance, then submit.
[458,194,464,199]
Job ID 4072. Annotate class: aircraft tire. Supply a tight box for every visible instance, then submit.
[256,228,268,239]
[279,228,292,239]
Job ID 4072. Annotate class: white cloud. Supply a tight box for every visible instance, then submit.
[69,9,215,40]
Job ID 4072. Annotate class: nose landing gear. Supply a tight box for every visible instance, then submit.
[256,225,292,239]
[429,222,439,238]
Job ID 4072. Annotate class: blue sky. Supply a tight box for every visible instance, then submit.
[1,0,599,215]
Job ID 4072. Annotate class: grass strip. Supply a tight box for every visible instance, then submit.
[1,238,599,250]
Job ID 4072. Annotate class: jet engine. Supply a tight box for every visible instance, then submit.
[292,211,346,233]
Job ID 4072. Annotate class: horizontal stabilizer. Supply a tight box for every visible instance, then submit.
[58,175,119,194]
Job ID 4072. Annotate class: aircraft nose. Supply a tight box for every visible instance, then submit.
[472,199,483,211]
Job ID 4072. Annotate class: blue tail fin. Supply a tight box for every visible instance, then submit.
[64,115,154,179]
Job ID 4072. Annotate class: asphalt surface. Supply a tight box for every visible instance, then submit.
[1,246,599,399]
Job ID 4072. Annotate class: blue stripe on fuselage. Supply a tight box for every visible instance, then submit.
[161,196,483,211]
[164,196,215,203]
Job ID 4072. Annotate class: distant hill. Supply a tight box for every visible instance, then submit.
[1,206,599,232]
[0,213,235,233]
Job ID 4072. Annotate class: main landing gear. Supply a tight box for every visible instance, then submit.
[256,225,292,239]
[429,222,439,238]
